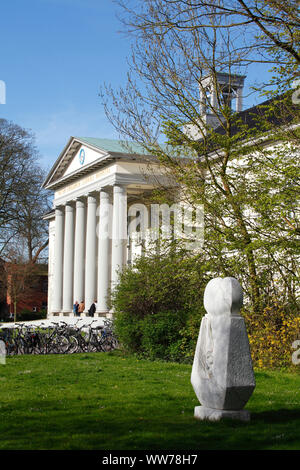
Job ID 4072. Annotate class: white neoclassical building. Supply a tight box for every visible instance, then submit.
[43,72,284,320]
[43,137,171,319]
[42,72,244,320]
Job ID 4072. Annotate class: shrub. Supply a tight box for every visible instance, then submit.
[112,244,208,362]
[18,308,47,322]
[141,311,187,362]
[244,300,300,369]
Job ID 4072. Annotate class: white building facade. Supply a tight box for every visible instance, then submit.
[43,137,169,319]
[44,73,285,320]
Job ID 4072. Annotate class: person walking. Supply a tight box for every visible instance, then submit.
[88,300,97,317]
[73,301,79,316]
[78,301,85,316]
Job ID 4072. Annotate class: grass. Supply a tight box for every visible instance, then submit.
[0,351,299,450]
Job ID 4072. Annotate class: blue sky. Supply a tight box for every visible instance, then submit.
[0,0,270,173]
[0,0,132,171]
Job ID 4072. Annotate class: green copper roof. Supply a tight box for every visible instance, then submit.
[77,137,152,156]
[77,137,196,159]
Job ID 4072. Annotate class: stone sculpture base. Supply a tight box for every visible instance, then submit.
[194,406,251,422]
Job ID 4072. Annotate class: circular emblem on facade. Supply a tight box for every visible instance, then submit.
[79,148,85,165]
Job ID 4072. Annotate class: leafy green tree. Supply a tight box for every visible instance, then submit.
[102,0,299,313]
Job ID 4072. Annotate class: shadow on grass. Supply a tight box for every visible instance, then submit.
[2,394,300,450]
[252,408,300,423]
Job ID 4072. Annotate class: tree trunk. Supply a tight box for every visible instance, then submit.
[14,300,17,323]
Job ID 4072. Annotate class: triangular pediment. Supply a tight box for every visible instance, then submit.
[63,143,106,177]
[42,137,153,190]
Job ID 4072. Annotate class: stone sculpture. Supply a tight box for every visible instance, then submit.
[191,277,255,421]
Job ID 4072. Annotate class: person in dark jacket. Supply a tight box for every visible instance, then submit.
[88,300,97,317]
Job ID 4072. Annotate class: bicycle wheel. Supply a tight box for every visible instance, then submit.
[35,333,47,354]
[66,335,79,354]
[48,334,67,354]
[6,341,16,356]
[97,333,110,352]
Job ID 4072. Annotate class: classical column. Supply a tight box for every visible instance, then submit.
[73,198,86,306]
[84,193,97,313]
[210,84,217,110]
[236,87,243,112]
[52,206,64,313]
[111,185,127,290]
[97,189,111,313]
[199,88,206,116]
[62,202,74,313]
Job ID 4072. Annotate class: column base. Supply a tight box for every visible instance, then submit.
[52,311,65,318]
[194,406,251,422]
[47,313,107,324]
[49,312,76,318]
[51,311,60,316]
[96,310,109,317]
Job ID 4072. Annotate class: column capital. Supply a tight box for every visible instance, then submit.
[100,188,110,201]
[86,191,98,203]
[56,200,75,207]
[74,196,86,208]
[113,184,127,194]
[64,201,75,211]
[54,205,64,215]
[89,188,100,195]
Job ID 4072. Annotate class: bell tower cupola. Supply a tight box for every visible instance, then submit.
[183,71,246,139]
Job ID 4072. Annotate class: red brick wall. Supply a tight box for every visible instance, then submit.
[6,270,48,314]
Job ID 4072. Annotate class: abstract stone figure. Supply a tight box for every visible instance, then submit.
[191,277,255,421]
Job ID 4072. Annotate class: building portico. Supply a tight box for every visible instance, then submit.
[43,137,168,319]
[50,185,128,317]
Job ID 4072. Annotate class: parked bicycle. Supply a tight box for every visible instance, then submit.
[0,319,119,356]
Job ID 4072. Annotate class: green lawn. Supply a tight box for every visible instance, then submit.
[0,351,299,450]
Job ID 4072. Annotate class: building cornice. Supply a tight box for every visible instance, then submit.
[42,137,157,191]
